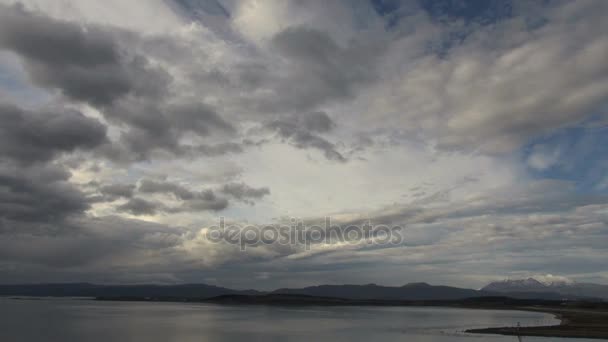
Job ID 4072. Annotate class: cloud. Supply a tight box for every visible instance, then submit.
[0,215,186,270]
[0,0,184,34]
[138,179,194,200]
[0,0,607,288]
[0,162,89,225]
[98,96,237,161]
[533,274,574,285]
[116,197,160,216]
[129,179,229,213]
[0,4,171,106]
[527,144,562,171]
[0,102,107,164]
[267,26,383,112]
[266,112,345,162]
[221,182,270,204]
[172,102,236,134]
[98,183,136,200]
[362,0,608,154]
[230,0,378,44]
[302,111,335,133]
[176,190,228,212]
[195,142,244,157]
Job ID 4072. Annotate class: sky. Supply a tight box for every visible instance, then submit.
[0,0,607,290]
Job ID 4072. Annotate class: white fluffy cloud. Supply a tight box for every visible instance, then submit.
[356,0,608,154]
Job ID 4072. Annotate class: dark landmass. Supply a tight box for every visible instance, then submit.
[203,294,608,310]
[0,282,596,301]
[0,283,261,298]
[96,293,581,307]
[273,282,598,301]
[271,282,485,300]
[483,278,608,300]
[466,303,608,339]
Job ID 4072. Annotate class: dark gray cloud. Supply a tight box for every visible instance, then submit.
[0,215,185,270]
[0,98,105,235]
[177,190,228,212]
[116,193,228,215]
[0,4,118,67]
[0,162,89,225]
[0,5,242,162]
[139,179,194,200]
[136,179,269,210]
[302,111,336,133]
[116,198,160,216]
[0,5,374,164]
[0,102,107,164]
[102,99,236,160]
[99,184,136,200]
[266,26,382,112]
[188,26,383,116]
[267,112,345,162]
[0,5,239,161]
[0,4,170,106]
[116,179,231,213]
[172,103,236,135]
[195,142,244,157]
[221,182,270,204]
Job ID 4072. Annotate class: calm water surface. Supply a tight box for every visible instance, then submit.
[0,297,598,341]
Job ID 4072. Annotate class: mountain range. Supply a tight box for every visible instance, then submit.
[272,282,483,300]
[482,277,608,300]
[1,278,606,301]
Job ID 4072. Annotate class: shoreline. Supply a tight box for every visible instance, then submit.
[466,307,608,340]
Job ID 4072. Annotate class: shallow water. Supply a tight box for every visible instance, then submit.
[0,297,597,341]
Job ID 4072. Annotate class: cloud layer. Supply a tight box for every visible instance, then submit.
[0,0,607,289]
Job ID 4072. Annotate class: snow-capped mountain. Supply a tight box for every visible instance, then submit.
[483,278,549,292]
[482,277,608,300]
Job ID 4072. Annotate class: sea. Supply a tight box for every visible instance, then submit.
[0,297,598,341]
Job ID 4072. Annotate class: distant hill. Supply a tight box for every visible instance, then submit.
[1,279,603,301]
[0,283,260,298]
[272,282,486,300]
[271,282,597,301]
[483,278,608,300]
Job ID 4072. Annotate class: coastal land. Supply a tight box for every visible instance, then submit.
[466,305,608,339]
